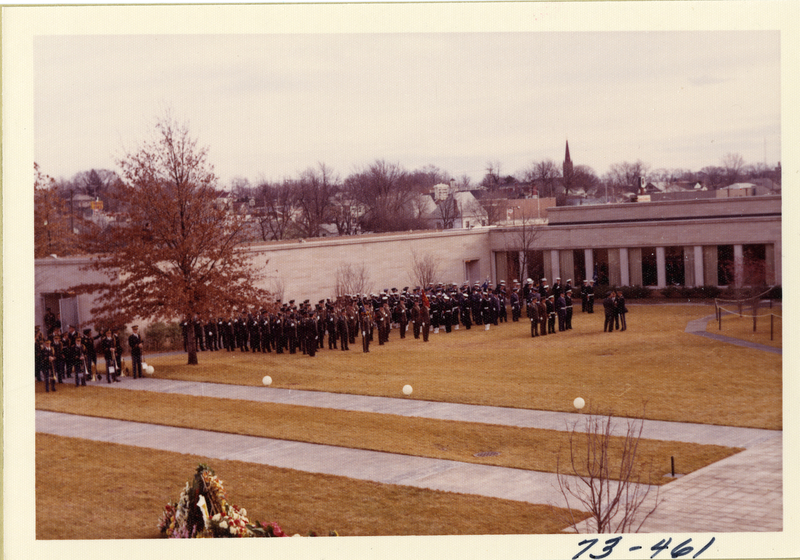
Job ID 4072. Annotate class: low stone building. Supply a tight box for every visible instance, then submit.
[35,195,781,331]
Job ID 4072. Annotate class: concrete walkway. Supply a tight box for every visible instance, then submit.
[37,376,782,533]
[685,315,782,355]
[84,376,779,449]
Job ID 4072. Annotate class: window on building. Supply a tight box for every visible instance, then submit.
[718,245,734,286]
[572,249,586,284]
[743,244,767,287]
[665,246,685,286]
[527,250,545,283]
[594,248,609,286]
[642,247,658,286]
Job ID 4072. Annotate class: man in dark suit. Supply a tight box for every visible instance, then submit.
[603,292,616,332]
[128,325,144,379]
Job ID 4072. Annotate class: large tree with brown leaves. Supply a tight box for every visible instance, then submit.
[78,114,270,364]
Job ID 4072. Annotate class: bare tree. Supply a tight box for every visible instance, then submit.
[504,205,542,284]
[699,166,726,190]
[334,262,372,297]
[407,164,452,191]
[479,160,503,190]
[604,160,651,200]
[346,159,421,232]
[268,276,286,303]
[256,179,297,241]
[434,193,459,229]
[479,196,507,226]
[554,408,661,533]
[721,152,745,186]
[531,159,562,198]
[408,248,441,288]
[571,165,600,197]
[329,188,364,236]
[295,162,338,238]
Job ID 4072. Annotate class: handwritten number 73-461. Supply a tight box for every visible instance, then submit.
[573,536,716,559]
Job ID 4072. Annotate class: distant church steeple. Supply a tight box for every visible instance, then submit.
[563,139,573,178]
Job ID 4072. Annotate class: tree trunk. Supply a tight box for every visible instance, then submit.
[186,319,198,365]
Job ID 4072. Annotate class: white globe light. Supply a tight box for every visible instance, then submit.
[262,375,272,386]
[573,397,585,410]
[403,384,413,396]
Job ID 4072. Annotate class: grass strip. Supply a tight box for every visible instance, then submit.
[37,386,741,485]
[37,433,588,539]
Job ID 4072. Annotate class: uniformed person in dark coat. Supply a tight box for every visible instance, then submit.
[603,292,616,332]
[326,304,337,349]
[217,317,228,350]
[538,297,548,336]
[338,309,350,351]
[113,328,124,374]
[565,290,574,330]
[442,295,454,333]
[419,301,431,342]
[260,311,272,352]
[615,290,628,331]
[358,306,370,352]
[497,283,508,323]
[205,318,218,351]
[459,289,472,330]
[248,312,262,352]
[556,293,567,332]
[471,285,483,326]
[547,296,557,333]
[303,311,318,357]
[100,330,119,383]
[50,331,65,382]
[410,298,421,339]
[527,295,539,337]
[510,288,521,322]
[128,325,144,378]
[40,338,56,392]
[581,280,589,313]
[81,329,98,380]
[286,310,298,354]
[193,316,206,351]
[68,337,88,386]
[272,311,284,354]
[397,300,409,339]
[586,280,595,313]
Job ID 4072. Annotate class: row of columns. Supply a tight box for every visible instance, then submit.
[538,244,776,289]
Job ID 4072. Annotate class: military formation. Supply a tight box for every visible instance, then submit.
[36,277,621,389]
[36,307,147,391]
[177,276,601,358]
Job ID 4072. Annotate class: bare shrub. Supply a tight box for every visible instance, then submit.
[335,263,372,297]
[554,407,661,533]
[408,248,441,288]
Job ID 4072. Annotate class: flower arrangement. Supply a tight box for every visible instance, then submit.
[158,463,292,538]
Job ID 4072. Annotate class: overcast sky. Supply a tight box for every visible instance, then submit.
[34,31,780,187]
